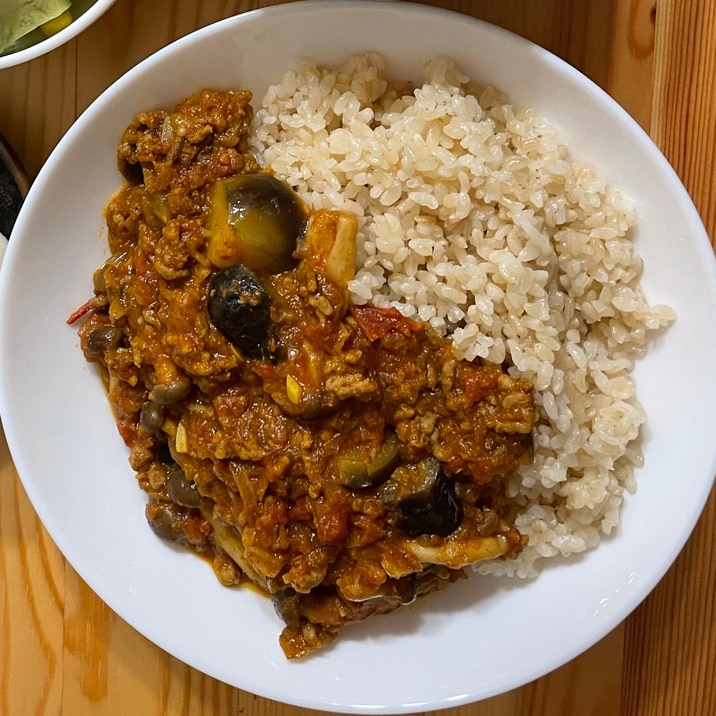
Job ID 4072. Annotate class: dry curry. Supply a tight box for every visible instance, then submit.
[72,88,535,658]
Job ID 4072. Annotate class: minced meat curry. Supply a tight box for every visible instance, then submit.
[71,88,535,658]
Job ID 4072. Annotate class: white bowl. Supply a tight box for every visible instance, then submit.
[0,0,116,69]
[2,2,716,712]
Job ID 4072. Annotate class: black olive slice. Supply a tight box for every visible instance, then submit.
[207,265,272,359]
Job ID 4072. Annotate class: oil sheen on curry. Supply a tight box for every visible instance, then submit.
[73,88,535,658]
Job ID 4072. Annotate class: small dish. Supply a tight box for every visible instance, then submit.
[0,0,116,69]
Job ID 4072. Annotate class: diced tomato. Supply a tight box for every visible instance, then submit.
[455,363,501,403]
[312,497,351,543]
[351,305,423,342]
[251,361,277,381]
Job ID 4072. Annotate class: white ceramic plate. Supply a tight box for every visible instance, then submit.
[2,3,716,712]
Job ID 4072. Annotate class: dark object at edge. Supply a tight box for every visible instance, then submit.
[0,130,30,238]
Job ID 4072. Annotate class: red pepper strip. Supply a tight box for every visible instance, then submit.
[350,305,423,342]
[66,299,95,325]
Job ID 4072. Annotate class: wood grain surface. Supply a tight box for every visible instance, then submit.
[1,1,714,715]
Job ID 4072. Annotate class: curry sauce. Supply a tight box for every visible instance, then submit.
[74,88,535,658]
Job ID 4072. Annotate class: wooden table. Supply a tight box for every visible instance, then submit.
[1,1,714,714]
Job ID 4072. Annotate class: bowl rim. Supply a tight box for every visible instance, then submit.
[2,2,716,712]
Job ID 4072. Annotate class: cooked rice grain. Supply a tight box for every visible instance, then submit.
[250,53,674,578]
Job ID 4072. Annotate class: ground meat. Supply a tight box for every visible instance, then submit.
[75,88,535,659]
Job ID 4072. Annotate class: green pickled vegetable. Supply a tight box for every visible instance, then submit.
[0,0,72,52]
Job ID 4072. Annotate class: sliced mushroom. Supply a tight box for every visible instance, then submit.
[145,500,188,541]
[85,325,122,355]
[139,400,164,433]
[401,533,513,570]
[150,375,192,405]
[165,462,202,508]
[272,588,302,627]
